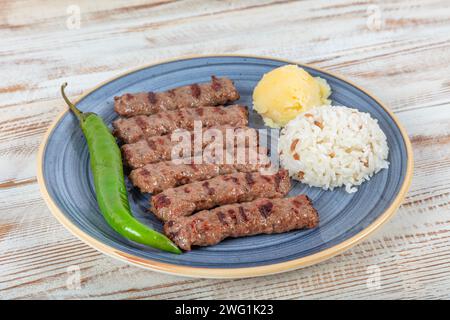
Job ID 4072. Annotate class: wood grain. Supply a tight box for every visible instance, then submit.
[1,0,450,299]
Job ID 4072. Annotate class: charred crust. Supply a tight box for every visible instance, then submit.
[217,211,227,225]
[274,172,282,192]
[190,84,201,99]
[167,89,176,97]
[146,139,156,150]
[211,76,222,91]
[238,206,248,222]
[141,168,151,177]
[258,201,273,218]
[148,92,157,104]
[245,172,255,185]
[154,194,171,208]
[240,105,249,119]
[134,116,148,131]
[228,209,238,224]
[166,220,175,228]
[292,199,302,208]
[202,181,215,195]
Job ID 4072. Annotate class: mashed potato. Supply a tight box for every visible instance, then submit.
[253,65,331,128]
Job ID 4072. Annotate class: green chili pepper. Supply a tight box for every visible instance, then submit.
[61,83,181,254]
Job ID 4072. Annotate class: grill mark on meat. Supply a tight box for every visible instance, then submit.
[129,148,270,193]
[141,168,151,177]
[164,195,318,250]
[146,139,156,150]
[166,220,175,228]
[190,84,201,98]
[238,206,248,222]
[223,175,239,184]
[168,89,176,97]
[154,194,171,209]
[122,126,260,169]
[114,77,239,117]
[293,200,302,208]
[259,201,273,218]
[228,209,238,225]
[151,170,289,221]
[134,116,147,131]
[217,211,227,225]
[148,92,157,104]
[202,181,215,196]
[211,76,222,91]
[274,172,282,192]
[245,172,255,185]
[113,105,248,143]
[168,231,180,239]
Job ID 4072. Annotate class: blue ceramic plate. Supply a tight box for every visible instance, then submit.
[38,56,413,278]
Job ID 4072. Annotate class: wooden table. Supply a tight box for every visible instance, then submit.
[1,0,449,300]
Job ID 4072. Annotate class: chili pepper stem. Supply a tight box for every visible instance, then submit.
[61,83,85,122]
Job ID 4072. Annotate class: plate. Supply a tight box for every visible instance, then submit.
[37,55,413,278]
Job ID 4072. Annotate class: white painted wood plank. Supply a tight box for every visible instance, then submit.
[1,0,450,300]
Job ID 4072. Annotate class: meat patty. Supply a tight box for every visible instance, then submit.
[129,147,271,194]
[121,126,259,169]
[164,195,319,251]
[113,105,248,143]
[114,76,240,117]
[151,170,290,221]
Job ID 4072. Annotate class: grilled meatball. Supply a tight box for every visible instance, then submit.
[151,170,290,221]
[121,126,259,169]
[114,76,240,117]
[129,147,270,194]
[164,195,319,250]
[113,105,248,143]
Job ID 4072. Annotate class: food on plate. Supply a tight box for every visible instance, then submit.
[60,83,181,254]
[164,195,319,251]
[113,105,248,143]
[114,76,240,117]
[252,64,331,128]
[151,170,290,221]
[129,147,271,194]
[278,105,389,193]
[122,126,260,169]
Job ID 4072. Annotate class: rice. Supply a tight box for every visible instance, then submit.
[278,105,389,193]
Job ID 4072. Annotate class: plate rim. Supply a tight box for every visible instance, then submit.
[36,54,414,278]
